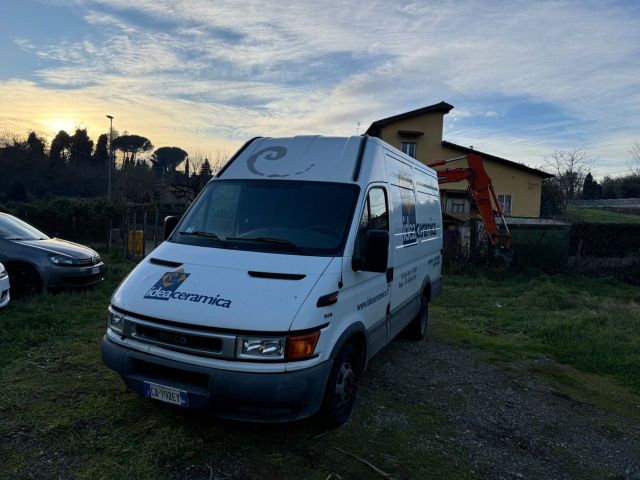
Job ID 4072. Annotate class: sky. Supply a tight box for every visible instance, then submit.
[0,0,639,178]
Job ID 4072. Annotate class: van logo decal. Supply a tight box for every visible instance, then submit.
[247,146,315,178]
[144,268,231,308]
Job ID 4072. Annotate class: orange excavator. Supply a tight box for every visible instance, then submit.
[428,153,512,258]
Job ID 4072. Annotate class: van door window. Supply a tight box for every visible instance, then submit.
[355,187,388,257]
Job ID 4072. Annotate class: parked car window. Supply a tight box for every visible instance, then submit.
[0,214,49,241]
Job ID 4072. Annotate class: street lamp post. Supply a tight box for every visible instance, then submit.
[106,115,114,202]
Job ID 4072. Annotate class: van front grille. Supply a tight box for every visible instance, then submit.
[135,324,223,353]
[122,315,237,359]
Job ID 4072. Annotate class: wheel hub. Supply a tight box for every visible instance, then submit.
[335,361,356,408]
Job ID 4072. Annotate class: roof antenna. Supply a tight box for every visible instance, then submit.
[356,121,361,136]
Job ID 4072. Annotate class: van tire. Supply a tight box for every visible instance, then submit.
[406,295,429,340]
[320,343,360,427]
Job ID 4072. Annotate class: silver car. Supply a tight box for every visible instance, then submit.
[0,262,9,307]
[0,213,105,296]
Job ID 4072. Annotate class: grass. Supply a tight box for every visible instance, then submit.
[563,207,640,224]
[2,254,640,478]
[0,251,472,480]
[432,267,640,394]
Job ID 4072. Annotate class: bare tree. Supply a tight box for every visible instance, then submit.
[544,147,592,208]
[630,142,640,176]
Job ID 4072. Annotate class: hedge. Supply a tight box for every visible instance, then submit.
[569,222,640,257]
[0,198,189,243]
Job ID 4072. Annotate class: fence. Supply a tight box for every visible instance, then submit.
[443,217,571,270]
[111,202,190,259]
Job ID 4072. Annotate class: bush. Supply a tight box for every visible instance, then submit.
[569,222,640,257]
[0,197,190,243]
[0,198,124,242]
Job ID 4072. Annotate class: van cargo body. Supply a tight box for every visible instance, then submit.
[102,135,443,424]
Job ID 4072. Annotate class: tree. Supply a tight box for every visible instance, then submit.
[7,180,28,202]
[94,133,109,166]
[544,147,592,208]
[26,132,46,158]
[540,178,564,216]
[199,158,213,178]
[581,172,602,200]
[150,146,188,176]
[49,130,72,165]
[631,142,640,176]
[69,128,94,166]
[112,134,153,167]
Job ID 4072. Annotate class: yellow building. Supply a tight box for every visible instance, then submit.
[365,102,552,218]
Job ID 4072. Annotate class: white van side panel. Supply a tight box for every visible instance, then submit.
[414,165,443,288]
[384,149,442,339]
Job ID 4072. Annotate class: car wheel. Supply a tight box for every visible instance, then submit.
[405,294,429,340]
[9,264,43,297]
[321,343,360,427]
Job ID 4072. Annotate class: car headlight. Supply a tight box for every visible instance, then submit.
[49,254,74,266]
[236,330,321,361]
[107,306,125,334]
[0,267,7,279]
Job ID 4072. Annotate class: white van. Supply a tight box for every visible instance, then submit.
[102,135,442,425]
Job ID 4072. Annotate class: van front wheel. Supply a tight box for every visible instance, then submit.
[320,344,360,427]
[406,295,429,340]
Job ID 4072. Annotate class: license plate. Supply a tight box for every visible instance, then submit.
[91,266,101,274]
[143,382,188,406]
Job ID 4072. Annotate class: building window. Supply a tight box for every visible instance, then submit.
[400,142,417,158]
[444,194,469,214]
[498,194,512,215]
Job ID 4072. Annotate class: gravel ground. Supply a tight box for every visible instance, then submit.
[362,331,640,480]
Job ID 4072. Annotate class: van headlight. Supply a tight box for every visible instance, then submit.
[237,336,286,360]
[107,306,125,334]
[236,330,321,361]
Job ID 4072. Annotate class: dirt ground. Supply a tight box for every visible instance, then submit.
[362,330,640,480]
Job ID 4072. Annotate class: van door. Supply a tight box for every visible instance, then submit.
[385,152,420,339]
[341,185,391,358]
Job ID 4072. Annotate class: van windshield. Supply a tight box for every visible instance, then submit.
[171,180,359,256]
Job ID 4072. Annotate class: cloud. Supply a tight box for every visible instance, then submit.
[1,0,639,177]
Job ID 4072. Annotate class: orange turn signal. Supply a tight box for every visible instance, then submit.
[286,330,321,360]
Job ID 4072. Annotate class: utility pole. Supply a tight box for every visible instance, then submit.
[106,115,114,202]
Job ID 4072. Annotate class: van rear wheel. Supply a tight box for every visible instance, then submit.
[320,343,360,427]
[406,295,429,340]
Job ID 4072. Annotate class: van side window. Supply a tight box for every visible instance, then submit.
[355,187,388,258]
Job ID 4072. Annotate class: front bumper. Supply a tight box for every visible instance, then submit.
[45,262,105,288]
[101,335,332,422]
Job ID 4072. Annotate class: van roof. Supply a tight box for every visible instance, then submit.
[217,136,370,184]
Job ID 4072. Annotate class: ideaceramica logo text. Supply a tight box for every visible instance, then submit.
[144,268,232,308]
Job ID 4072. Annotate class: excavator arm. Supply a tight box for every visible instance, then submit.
[429,153,511,249]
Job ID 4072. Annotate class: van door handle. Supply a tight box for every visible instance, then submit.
[386,268,394,283]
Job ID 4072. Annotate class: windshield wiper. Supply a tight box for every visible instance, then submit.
[178,230,220,240]
[226,236,303,254]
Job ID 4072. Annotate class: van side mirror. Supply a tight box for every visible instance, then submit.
[353,230,389,273]
[163,216,180,240]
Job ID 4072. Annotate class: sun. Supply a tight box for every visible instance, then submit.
[41,117,77,136]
